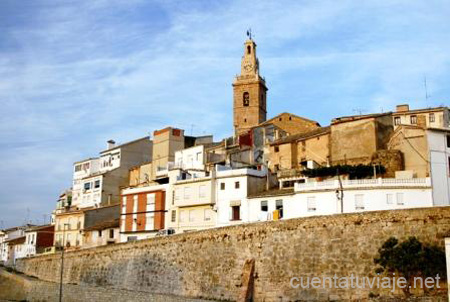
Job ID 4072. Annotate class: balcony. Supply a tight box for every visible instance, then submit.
[155,162,174,178]
[295,178,432,192]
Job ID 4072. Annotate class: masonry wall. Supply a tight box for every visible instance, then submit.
[15,207,450,302]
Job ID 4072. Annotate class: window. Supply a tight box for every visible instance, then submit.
[410,115,417,124]
[147,194,155,209]
[386,194,394,205]
[127,236,137,242]
[180,210,187,223]
[199,185,206,198]
[447,136,450,148]
[261,200,268,212]
[429,113,435,123]
[204,209,211,221]
[184,187,191,199]
[244,118,247,123]
[189,210,196,222]
[84,182,91,190]
[274,146,279,153]
[394,117,401,125]
[98,230,102,237]
[108,229,114,239]
[274,164,279,172]
[243,92,250,106]
[448,156,450,175]
[231,206,240,221]
[94,180,100,189]
[67,234,72,246]
[145,214,154,230]
[276,200,283,218]
[220,183,225,190]
[175,189,181,201]
[307,197,316,212]
[396,193,404,205]
[355,194,364,210]
[74,164,82,172]
[171,210,176,222]
[235,181,240,189]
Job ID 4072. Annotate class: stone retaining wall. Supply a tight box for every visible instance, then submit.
[15,207,450,301]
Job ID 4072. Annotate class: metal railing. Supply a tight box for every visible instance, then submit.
[295,178,431,192]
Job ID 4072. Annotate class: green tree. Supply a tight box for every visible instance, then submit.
[374,236,446,296]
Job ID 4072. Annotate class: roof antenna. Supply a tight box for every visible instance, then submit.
[424,75,430,106]
[352,108,366,116]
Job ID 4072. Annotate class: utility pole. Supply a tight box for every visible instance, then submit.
[59,223,69,302]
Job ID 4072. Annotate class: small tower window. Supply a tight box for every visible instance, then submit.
[243,92,249,106]
[247,45,251,54]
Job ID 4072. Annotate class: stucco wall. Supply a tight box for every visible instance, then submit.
[16,207,450,301]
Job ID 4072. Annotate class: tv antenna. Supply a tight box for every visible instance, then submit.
[424,75,430,104]
[352,108,366,116]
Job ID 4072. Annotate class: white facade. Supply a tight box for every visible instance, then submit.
[166,165,267,233]
[23,231,37,257]
[246,178,434,223]
[215,167,267,227]
[427,129,450,205]
[79,173,104,208]
[0,231,6,263]
[72,158,100,207]
[174,145,205,170]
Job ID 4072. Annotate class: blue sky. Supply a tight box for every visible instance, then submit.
[1,0,449,228]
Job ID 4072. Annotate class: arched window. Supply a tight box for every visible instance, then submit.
[243,92,249,106]
[247,45,251,54]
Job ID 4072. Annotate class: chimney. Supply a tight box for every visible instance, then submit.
[396,104,410,112]
[107,140,116,149]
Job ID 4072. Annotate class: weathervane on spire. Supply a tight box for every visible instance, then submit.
[246,28,252,40]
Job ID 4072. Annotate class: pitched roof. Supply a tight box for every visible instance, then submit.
[100,136,150,154]
[270,126,331,146]
[248,188,295,199]
[392,106,448,115]
[331,112,392,125]
[260,112,320,127]
[5,236,26,245]
[83,218,120,232]
[25,224,54,232]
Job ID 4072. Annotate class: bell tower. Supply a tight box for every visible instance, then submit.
[233,36,268,135]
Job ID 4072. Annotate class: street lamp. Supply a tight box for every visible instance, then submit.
[335,168,344,213]
[59,223,69,302]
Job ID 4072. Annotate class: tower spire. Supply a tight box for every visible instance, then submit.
[232,36,268,135]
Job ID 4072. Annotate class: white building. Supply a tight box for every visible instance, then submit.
[174,145,205,171]
[165,163,267,233]
[22,225,54,257]
[2,225,30,266]
[215,166,267,227]
[71,158,100,207]
[78,137,153,208]
[0,231,6,264]
[427,128,450,205]
[247,178,433,223]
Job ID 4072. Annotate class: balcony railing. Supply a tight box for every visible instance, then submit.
[295,178,431,192]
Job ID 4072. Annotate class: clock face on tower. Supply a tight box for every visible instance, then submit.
[243,62,253,73]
